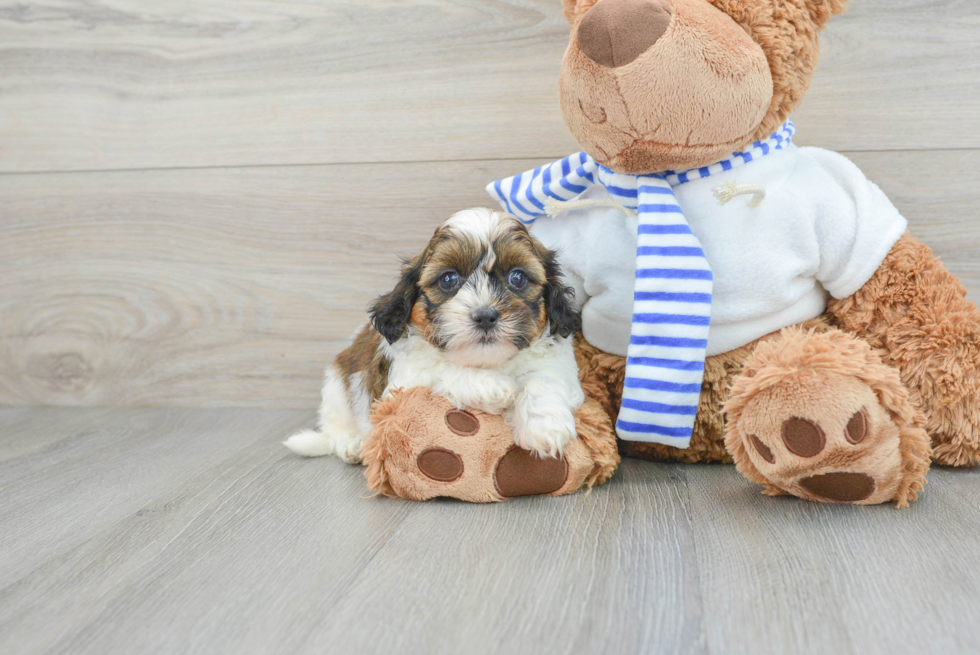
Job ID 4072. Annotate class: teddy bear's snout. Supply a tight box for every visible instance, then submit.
[577,0,673,68]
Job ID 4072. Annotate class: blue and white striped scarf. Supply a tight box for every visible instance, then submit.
[487,121,795,448]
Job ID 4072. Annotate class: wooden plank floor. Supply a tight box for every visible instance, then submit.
[2,407,979,655]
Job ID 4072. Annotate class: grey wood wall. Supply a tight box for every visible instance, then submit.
[2,0,978,409]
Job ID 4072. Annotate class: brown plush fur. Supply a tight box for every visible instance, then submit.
[576,318,832,464]
[722,327,932,507]
[576,316,935,507]
[552,0,980,507]
[576,233,979,506]
[363,387,619,502]
[829,233,980,467]
[559,0,845,173]
[561,0,774,173]
[704,0,845,147]
[562,0,600,24]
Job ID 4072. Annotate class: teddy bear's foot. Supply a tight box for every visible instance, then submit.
[932,439,980,469]
[362,388,619,502]
[826,232,980,469]
[724,328,932,507]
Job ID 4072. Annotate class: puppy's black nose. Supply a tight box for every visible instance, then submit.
[472,307,500,332]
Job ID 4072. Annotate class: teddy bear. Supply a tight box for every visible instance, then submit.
[361,387,619,502]
[485,0,980,506]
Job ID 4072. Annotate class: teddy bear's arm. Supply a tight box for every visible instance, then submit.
[828,232,980,466]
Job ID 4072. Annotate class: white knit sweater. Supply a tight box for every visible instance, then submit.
[527,144,908,357]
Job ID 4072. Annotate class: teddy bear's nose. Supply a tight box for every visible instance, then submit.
[577,0,673,68]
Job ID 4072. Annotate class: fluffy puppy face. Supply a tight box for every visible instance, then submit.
[370,208,580,367]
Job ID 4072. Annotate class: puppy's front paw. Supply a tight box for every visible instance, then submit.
[509,406,577,459]
[476,376,520,414]
[334,435,363,464]
[439,375,518,415]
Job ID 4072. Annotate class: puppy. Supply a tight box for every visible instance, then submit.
[284,207,585,463]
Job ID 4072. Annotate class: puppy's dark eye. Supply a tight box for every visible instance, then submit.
[438,270,460,292]
[508,269,528,290]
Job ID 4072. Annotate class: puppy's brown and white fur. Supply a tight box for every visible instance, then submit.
[284,208,584,463]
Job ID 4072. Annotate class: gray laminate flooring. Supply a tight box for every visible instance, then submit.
[2,407,978,654]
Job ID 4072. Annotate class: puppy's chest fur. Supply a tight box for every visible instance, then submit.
[334,323,565,412]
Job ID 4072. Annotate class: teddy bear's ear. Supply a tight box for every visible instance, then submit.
[805,0,850,29]
[561,0,599,25]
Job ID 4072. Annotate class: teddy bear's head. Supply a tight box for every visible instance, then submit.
[558,0,848,174]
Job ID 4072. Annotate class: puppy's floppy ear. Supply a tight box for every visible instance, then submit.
[537,244,581,339]
[369,254,423,344]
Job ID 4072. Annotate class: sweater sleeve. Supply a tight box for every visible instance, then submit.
[527,191,639,357]
[794,147,908,300]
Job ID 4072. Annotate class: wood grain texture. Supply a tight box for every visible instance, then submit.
[1,407,979,654]
[2,150,978,408]
[686,465,980,655]
[0,406,310,588]
[0,406,116,463]
[0,158,513,407]
[294,460,707,655]
[0,0,978,174]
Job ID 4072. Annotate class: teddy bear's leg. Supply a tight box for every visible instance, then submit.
[575,336,736,463]
[570,397,621,488]
[575,328,827,464]
[574,335,622,421]
[723,326,932,507]
[829,232,980,467]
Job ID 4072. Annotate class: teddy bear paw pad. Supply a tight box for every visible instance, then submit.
[736,372,907,505]
[417,447,464,482]
[797,471,875,502]
[493,446,568,498]
[445,409,480,436]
